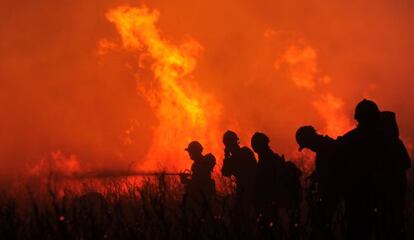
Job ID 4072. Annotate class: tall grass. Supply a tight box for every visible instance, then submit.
[0,174,413,240]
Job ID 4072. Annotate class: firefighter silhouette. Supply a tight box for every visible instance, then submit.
[251,132,301,239]
[221,130,257,215]
[338,99,411,240]
[296,126,341,240]
[181,141,216,216]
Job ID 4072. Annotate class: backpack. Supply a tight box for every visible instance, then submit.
[277,155,302,208]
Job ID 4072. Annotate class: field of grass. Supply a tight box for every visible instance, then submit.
[0,174,413,240]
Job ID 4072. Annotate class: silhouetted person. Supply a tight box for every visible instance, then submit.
[378,111,411,240]
[338,99,411,240]
[181,141,216,216]
[251,132,301,239]
[221,130,257,215]
[296,126,341,240]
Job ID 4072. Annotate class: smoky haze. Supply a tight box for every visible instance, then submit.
[1,0,413,182]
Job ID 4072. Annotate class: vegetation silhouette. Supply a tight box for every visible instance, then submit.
[0,99,413,240]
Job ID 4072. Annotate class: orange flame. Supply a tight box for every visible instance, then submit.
[28,150,81,177]
[106,6,223,171]
[275,41,352,138]
[312,94,353,137]
[275,40,353,172]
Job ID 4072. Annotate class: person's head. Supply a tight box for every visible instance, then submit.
[251,132,270,154]
[354,99,380,127]
[223,130,240,152]
[295,126,320,152]
[185,141,203,160]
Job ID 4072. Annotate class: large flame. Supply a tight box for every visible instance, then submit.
[2,1,413,184]
[275,40,353,138]
[106,6,223,171]
[105,7,353,173]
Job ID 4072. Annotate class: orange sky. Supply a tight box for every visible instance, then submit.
[1,0,413,182]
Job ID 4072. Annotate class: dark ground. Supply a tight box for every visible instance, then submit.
[0,175,413,240]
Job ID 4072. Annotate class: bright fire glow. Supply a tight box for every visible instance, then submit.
[106,6,223,171]
[2,2,412,184]
[276,41,353,138]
